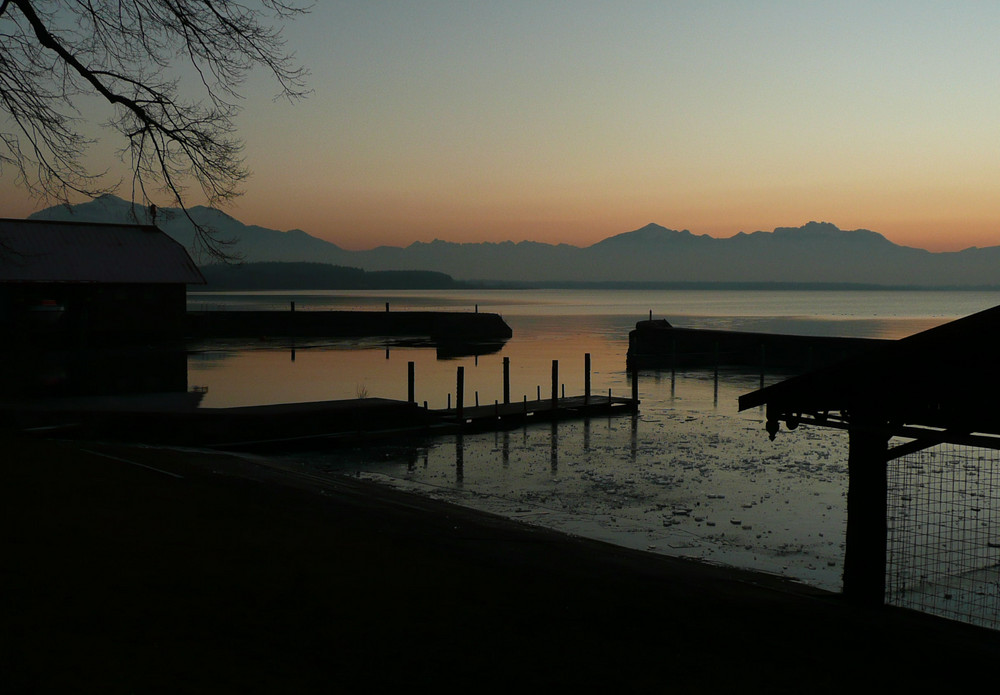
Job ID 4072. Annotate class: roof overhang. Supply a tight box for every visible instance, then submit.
[739,304,1000,450]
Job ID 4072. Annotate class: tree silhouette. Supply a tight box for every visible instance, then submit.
[0,1,309,260]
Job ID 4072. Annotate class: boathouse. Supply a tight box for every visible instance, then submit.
[0,218,205,344]
[739,305,1000,627]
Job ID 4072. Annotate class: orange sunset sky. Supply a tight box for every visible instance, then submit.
[3,2,1000,253]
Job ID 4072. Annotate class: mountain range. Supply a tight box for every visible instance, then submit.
[26,194,1000,287]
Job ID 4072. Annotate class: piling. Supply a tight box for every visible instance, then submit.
[503,356,511,404]
[631,366,639,411]
[408,361,415,403]
[584,353,591,404]
[456,366,464,421]
[551,360,559,408]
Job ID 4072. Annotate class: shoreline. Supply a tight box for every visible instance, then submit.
[5,433,999,692]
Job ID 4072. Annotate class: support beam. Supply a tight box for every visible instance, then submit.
[843,419,889,606]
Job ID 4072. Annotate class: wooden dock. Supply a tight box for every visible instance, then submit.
[8,353,640,450]
[433,393,638,430]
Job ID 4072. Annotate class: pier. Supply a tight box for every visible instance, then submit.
[434,394,637,430]
[185,308,512,342]
[7,353,640,450]
[627,319,890,370]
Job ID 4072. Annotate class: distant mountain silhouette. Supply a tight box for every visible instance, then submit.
[200,262,464,290]
[27,196,1000,287]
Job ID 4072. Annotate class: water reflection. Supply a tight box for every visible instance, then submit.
[550,421,558,475]
[0,346,189,399]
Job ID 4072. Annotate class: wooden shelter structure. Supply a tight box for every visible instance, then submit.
[739,305,1000,607]
[0,218,204,345]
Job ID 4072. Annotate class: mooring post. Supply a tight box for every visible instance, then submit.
[631,365,639,411]
[843,417,889,607]
[456,366,464,421]
[537,385,541,400]
[475,391,479,407]
[290,301,295,312]
[649,309,652,320]
[407,361,415,403]
[584,353,591,405]
[503,356,510,404]
[475,304,478,313]
[551,360,559,408]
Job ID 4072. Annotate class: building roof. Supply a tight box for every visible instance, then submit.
[0,218,205,284]
[738,304,1000,442]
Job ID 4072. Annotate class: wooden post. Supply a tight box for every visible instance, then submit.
[584,353,591,405]
[290,301,295,312]
[649,309,652,320]
[631,365,639,410]
[456,366,464,421]
[475,391,479,407]
[551,360,558,408]
[503,356,510,404]
[385,302,390,312]
[407,361,415,403]
[843,418,889,606]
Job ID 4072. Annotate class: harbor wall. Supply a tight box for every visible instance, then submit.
[185,310,512,341]
[627,319,890,370]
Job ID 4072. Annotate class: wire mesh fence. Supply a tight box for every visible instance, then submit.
[886,442,1000,630]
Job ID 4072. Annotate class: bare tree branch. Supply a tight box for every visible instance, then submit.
[0,1,310,262]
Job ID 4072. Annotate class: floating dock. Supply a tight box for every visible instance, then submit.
[627,319,890,371]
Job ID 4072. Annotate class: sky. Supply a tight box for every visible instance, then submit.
[3,1,1000,252]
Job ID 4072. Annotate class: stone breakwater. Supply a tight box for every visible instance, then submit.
[627,319,891,370]
[185,309,513,341]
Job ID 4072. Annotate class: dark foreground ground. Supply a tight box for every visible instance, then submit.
[5,433,999,694]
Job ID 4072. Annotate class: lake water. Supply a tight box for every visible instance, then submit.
[185,289,1000,592]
